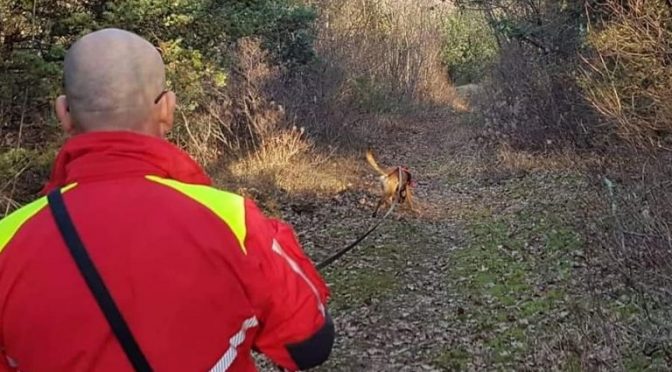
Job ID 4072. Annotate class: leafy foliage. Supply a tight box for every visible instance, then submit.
[0,0,316,132]
[441,10,498,85]
[0,0,316,210]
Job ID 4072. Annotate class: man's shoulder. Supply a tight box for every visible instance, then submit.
[0,195,49,253]
[0,183,80,254]
[145,175,256,213]
[144,175,267,212]
[145,175,267,242]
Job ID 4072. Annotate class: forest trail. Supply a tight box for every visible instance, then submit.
[256,103,602,371]
[312,109,473,371]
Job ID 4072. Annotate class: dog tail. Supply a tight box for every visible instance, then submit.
[365,148,387,176]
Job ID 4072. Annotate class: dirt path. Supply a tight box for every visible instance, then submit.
[310,110,471,371]
[255,109,483,371]
[256,107,625,371]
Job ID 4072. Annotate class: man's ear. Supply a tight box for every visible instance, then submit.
[55,95,75,135]
[158,91,176,137]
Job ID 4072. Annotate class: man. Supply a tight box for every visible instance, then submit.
[0,28,334,371]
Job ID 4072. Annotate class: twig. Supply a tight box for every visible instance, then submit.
[0,162,31,195]
[15,88,28,151]
[5,88,29,216]
[1,196,21,215]
[179,108,202,151]
[623,230,666,239]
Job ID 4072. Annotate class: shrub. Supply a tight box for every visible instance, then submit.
[459,0,595,150]
[441,10,498,85]
[580,0,672,149]
[351,76,399,113]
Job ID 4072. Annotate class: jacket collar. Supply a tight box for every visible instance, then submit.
[41,131,212,195]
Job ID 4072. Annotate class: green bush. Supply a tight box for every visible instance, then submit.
[351,76,399,113]
[0,0,316,130]
[441,10,498,85]
[0,0,317,209]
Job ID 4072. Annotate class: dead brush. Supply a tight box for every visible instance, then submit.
[225,38,286,153]
[478,42,592,151]
[170,107,227,167]
[580,0,672,149]
[496,143,605,173]
[166,38,279,166]
[472,0,595,151]
[190,37,357,199]
[254,126,311,169]
[600,155,672,358]
[315,0,464,111]
[229,127,353,197]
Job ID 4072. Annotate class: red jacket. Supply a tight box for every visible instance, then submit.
[0,131,332,372]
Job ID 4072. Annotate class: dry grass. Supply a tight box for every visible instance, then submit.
[496,143,605,173]
[227,127,353,196]
[581,0,672,149]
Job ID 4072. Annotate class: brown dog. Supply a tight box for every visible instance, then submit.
[365,148,417,217]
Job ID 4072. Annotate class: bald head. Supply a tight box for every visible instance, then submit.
[56,28,175,136]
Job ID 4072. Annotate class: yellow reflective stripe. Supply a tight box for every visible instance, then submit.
[145,176,248,254]
[0,183,77,254]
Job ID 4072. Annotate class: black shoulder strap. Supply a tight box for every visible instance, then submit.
[47,189,153,372]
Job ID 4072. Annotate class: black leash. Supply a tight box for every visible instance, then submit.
[47,189,153,372]
[315,167,405,270]
[279,212,396,372]
[315,201,398,270]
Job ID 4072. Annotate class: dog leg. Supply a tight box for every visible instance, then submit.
[372,198,385,217]
[405,189,420,216]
